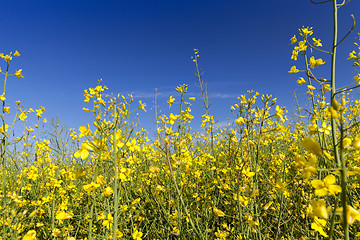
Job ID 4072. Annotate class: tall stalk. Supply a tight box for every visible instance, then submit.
[329,1,349,239]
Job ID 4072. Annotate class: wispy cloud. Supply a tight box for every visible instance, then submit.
[209,93,239,99]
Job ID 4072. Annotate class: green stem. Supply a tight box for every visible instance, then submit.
[330,1,348,239]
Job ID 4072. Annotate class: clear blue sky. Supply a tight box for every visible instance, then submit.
[2,0,360,134]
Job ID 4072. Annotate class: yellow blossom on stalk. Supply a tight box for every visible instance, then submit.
[309,199,329,219]
[288,66,299,73]
[318,122,331,135]
[312,38,322,47]
[291,50,298,60]
[52,228,62,237]
[36,109,43,118]
[168,96,175,108]
[19,112,27,121]
[311,174,341,196]
[290,35,297,44]
[310,56,325,68]
[132,197,141,205]
[132,228,143,240]
[242,167,255,177]
[102,186,113,197]
[0,124,9,134]
[307,85,316,91]
[0,94,5,101]
[235,117,245,125]
[126,139,140,152]
[342,138,352,148]
[169,113,178,125]
[96,175,106,185]
[297,77,306,85]
[74,140,93,159]
[301,137,322,155]
[102,213,113,229]
[23,230,36,240]
[14,50,20,57]
[2,53,13,62]
[274,105,285,122]
[354,73,360,84]
[353,136,360,149]
[294,40,307,52]
[138,100,146,112]
[213,207,225,217]
[83,182,100,194]
[311,217,328,237]
[56,211,73,220]
[79,124,92,138]
[336,205,360,225]
[347,50,357,60]
[175,84,187,93]
[299,26,313,37]
[15,69,24,78]
[308,123,318,135]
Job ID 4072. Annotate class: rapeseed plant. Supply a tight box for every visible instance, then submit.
[1,0,360,239]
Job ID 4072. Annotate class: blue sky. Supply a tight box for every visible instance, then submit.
[2,0,360,135]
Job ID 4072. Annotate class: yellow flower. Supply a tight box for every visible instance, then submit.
[23,230,36,240]
[310,56,325,68]
[288,66,299,73]
[52,228,62,237]
[299,26,313,37]
[235,117,245,125]
[101,186,114,197]
[19,112,28,121]
[168,96,175,108]
[354,73,360,84]
[290,35,297,44]
[311,174,341,196]
[213,207,225,217]
[132,228,143,240]
[274,105,285,122]
[309,199,329,219]
[312,38,322,47]
[291,50,298,60]
[301,137,322,155]
[83,182,101,194]
[79,124,92,138]
[297,77,306,85]
[14,51,20,57]
[318,122,331,135]
[336,205,360,225]
[102,213,113,229]
[132,197,141,205]
[0,94,5,101]
[138,100,146,112]
[347,50,357,60]
[126,139,140,152]
[15,69,24,78]
[56,211,73,220]
[0,124,9,134]
[74,140,93,159]
[311,217,328,237]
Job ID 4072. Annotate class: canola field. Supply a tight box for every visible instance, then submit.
[2,1,360,240]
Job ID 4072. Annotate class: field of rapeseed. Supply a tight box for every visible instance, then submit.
[2,1,360,239]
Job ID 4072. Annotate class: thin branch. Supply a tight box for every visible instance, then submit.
[339,0,353,8]
[335,14,356,47]
[310,0,332,4]
[306,37,332,55]
[335,84,360,96]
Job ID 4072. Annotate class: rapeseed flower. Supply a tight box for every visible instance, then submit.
[311,174,341,196]
[22,230,36,240]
